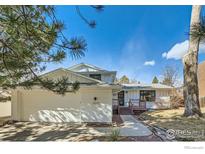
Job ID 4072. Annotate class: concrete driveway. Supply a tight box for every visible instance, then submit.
[0,115,160,141]
[0,122,107,141]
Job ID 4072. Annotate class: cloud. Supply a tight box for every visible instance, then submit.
[162,40,189,60]
[162,40,205,60]
[118,37,147,78]
[144,60,155,66]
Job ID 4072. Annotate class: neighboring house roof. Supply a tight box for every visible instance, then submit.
[122,83,173,90]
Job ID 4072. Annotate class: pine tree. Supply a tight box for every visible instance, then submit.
[152,76,159,84]
[119,75,130,84]
[0,6,103,94]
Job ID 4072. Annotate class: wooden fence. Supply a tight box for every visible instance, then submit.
[200,97,205,107]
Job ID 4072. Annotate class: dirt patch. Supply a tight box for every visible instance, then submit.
[139,107,205,141]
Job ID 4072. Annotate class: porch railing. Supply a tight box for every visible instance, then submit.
[129,99,146,109]
[200,97,205,107]
[112,99,146,115]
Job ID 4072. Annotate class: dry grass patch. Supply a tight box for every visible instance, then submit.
[139,107,205,141]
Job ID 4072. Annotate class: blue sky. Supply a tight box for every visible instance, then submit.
[46,5,205,84]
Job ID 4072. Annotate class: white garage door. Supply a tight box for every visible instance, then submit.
[13,88,113,123]
[20,90,81,122]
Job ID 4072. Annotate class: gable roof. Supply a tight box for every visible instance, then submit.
[40,68,103,84]
[67,63,110,73]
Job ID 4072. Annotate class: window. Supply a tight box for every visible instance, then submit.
[140,90,156,102]
[89,74,101,81]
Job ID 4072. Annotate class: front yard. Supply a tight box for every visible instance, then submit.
[139,107,205,141]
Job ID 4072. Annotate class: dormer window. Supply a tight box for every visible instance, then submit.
[89,74,101,81]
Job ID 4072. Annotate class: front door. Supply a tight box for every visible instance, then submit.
[118,91,124,106]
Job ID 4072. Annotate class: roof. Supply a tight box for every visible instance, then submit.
[40,68,104,84]
[122,83,173,90]
[80,83,122,89]
[39,63,117,86]
[67,63,115,73]
[25,68,121,89]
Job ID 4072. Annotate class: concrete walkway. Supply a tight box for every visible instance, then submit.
[120,115,152,136]
[95,115,152,137]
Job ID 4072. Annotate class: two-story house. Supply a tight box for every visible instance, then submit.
[11,63,120,123]
[11,63,173,124]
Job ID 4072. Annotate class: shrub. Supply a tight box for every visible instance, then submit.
[109,127,120,141]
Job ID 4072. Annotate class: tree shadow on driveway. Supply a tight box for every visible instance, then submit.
[0,122,102,141]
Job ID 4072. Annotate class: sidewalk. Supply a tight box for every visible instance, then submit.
[95,115,152,137]
[120,115,152,136]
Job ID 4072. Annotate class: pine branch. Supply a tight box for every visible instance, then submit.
[76,6,96,28]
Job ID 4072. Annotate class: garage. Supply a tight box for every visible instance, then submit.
[11,87,113,123]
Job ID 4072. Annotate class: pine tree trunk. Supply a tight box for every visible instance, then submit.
[183,5,203,117]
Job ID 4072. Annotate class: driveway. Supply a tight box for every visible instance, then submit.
[0,122,107,141]
[0,115,161,141]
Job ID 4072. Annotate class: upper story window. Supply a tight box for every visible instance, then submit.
[89,74,101,81]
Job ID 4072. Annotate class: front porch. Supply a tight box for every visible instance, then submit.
[112,99,147,115]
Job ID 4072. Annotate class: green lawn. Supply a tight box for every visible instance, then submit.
[139,107,205,141]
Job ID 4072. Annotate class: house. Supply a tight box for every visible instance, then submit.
[198,61,205,98]
[12,63,173,123]
[113,83,173,110]
[12,63,120,123]
[198,61,205,107]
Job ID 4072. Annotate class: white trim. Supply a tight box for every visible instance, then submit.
[15,83,121,91]
[40,68,104,84]
[62,68,104,83]
[68,63,107,72]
